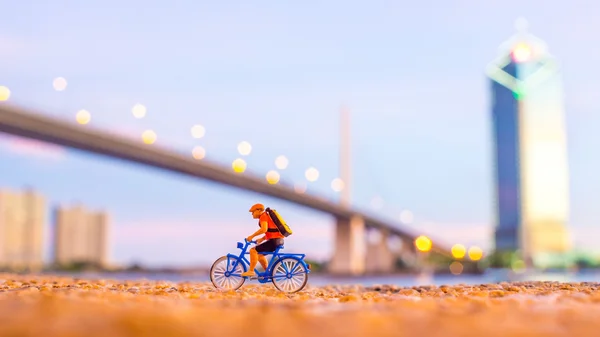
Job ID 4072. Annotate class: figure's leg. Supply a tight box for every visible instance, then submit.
[241,248,258,277]
[255,240,275,271]
[258,254,268,270]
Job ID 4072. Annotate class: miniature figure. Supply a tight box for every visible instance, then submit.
[241,203,284,277]
[209,203,309,293]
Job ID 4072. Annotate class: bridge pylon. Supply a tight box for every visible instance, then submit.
[328,106,368,275]
[339,104,351,207]
[328,215,366,275]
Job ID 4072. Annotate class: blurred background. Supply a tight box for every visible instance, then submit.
[1,0,599,286]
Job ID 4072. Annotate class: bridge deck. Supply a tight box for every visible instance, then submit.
[0,103,452,256]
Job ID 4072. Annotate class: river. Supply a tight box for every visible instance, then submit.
[42,268,600,287]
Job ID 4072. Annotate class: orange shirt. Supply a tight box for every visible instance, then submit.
[259,212,284,239]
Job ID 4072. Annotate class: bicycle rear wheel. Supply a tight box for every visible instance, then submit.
[271,257,308,293]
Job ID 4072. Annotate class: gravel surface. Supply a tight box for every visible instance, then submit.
[1,274,599,337]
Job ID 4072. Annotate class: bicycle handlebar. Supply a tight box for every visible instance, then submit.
[244,238,258,244]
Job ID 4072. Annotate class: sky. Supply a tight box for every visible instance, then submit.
[1,0,600,267]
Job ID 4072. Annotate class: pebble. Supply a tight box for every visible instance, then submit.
[1,273,600,336]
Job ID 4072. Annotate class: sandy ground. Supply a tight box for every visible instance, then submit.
[1,273,600,337]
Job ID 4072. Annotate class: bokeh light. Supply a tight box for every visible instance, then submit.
[305,167,319,182]
[237,141,252,156]
[0,86,11,101]
[142,130,157,144]
[266,170,280,184]
[75,110,91,125]
[132,104,147,119]
[232,158,246,173]
[468,246,483,261]
[192,146,206,160]
[414,235,432,252]
[191,125,205,139]
[52,77,67,91]
[275,155,289,169]
[451,244,466,259]
[331,178,344,192]
[400,210,414,224]
[294,182,307,194]
[449,261,464,275]
[511,259,526,273]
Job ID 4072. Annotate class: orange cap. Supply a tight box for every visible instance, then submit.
[249,203,264,212]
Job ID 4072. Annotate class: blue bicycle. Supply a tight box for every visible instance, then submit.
[209,238,311,293]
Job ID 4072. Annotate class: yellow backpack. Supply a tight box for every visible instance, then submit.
[266,207,292,237]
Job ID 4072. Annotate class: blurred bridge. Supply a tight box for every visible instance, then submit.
[0,103,455,275]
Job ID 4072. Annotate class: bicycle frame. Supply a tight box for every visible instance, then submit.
[226,239,310,284]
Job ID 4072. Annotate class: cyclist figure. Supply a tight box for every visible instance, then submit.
[241,203,285,277]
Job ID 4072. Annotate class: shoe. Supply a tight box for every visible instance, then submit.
[241,270,255,277]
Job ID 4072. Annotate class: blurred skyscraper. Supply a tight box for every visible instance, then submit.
[486,19,571,268]
[53,204,110,268]
[0,188,45,270]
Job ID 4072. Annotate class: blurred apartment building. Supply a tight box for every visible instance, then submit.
[53,204,109,268]
[0,188,45,271]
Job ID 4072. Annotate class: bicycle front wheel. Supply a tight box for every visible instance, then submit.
[210,256,246,291]
[271,257,308,293]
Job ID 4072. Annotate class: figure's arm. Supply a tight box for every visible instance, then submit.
[256,236,266,244]
[247,221,268,241]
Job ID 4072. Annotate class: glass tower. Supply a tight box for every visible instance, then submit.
[486,23,572,268]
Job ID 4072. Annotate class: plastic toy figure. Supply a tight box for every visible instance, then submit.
[209,203,310,293]
[241,203,285,277]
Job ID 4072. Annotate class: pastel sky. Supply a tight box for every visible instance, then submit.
[1,0,600,267]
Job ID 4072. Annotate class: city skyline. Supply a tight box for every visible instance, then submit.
[0,187,110,269]
[2,1,600,267]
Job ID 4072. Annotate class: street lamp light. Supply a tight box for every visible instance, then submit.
[53,77,68,91]
[331,178,344,192]
[305,167,319,182]
[0,86,11,101]
[400,210,414,224]
[451,244,466,259]
[232,158,247,173]
[468,246,483,261]
[275,155,288,169]
[237,141,252,156]
[76,110,91,125]
[192,146,206,160]
[132,104,146,119]
[141,130,157,144]
[266,170,280,184]
[414,235,432,252]
[191,125,205,139]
